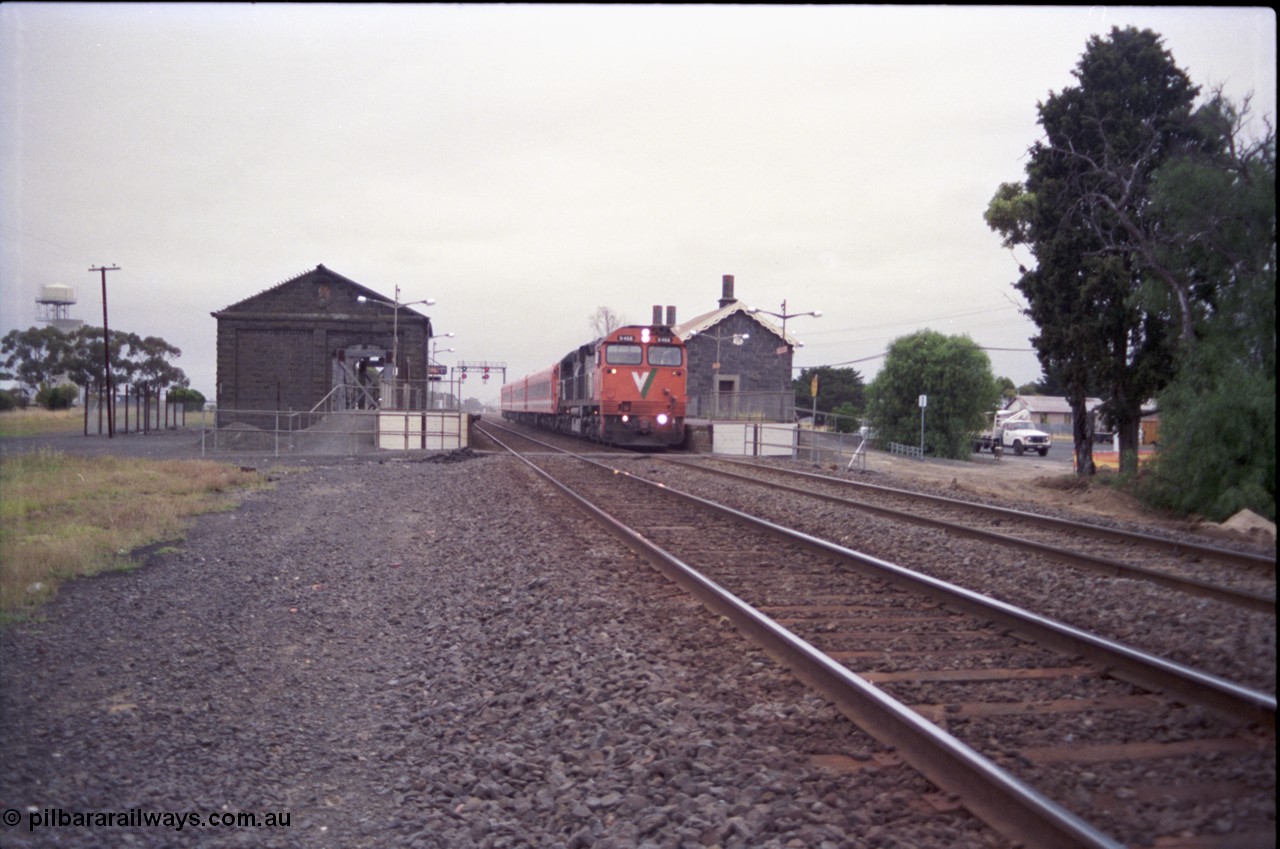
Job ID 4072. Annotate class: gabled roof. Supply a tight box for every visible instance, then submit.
[211,264,430,322]
[673,300,800,346]
[1007,395,1104,415]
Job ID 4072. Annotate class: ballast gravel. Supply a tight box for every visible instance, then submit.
[634,458,1277,694]
[0,453,1011,849]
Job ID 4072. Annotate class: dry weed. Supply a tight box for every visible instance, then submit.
[0,450,265,615]
[0,408,85,438]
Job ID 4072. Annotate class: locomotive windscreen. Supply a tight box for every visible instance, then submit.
[648,345,683,366]
[605,344,643,365]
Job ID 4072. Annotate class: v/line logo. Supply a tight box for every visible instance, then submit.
[630,369,657,398]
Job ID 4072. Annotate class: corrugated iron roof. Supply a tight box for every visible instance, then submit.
[1007,395,1104,415]
[672,300,801,346]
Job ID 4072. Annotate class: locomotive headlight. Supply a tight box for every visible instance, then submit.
[656,413,669,426]
[620,414,630,423]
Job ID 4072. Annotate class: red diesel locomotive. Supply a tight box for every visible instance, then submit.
[501,307,687,448]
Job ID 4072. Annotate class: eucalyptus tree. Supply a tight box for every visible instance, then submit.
[62,327,187,395]
[0,326,74,395]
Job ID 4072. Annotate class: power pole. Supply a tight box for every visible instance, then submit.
[90,265,120,437]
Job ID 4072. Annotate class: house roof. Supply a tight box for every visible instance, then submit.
[1008,395,1104,415]
[672,300,800,346]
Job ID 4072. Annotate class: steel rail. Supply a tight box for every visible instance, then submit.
[482,426,1128,849]
[479,422,1277,728]
[615,462,1276,732]
[704,455,1276,571]
[662,457,1276,614]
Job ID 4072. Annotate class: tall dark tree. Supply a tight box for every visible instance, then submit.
[986,27,1200,475]
[1145,92,1276,332]
[792,366,865,416]
[1139,95,1276,520]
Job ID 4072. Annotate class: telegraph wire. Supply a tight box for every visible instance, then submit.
[0,223,83,262]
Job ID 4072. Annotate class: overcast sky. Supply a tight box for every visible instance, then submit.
[2,4,1275,404]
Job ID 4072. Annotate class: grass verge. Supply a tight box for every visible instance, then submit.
[0,449,267,618]
[0,408,86,438]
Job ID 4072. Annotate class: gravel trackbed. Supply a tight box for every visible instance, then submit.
[0,449,1007,849]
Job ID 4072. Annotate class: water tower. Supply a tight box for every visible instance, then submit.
[36,284,83,332]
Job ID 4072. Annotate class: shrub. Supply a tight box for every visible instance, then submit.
[35,383,79,411]
[167,387,206,410]
[0,389,28,411]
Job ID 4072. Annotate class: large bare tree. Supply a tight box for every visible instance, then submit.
[588,306,626,339]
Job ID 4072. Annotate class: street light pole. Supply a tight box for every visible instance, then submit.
[691,330,748,419]
[357,289,435,409]
[746,299,821,425]
[392,284,400,383]
[429,335,455,410]
[747,299,822,342]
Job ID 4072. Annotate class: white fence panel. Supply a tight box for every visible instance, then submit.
[377,411,468,451]
[711,422,796,457]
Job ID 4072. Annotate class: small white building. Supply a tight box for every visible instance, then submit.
[1004,395,1159,444]
[1003,395,1103,430]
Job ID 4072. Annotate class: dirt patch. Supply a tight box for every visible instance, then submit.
[848,449,1272,546]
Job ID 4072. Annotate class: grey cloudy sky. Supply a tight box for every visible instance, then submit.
[2,4,1274,403]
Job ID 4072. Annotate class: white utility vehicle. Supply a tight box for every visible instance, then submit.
[973,409,1052,456]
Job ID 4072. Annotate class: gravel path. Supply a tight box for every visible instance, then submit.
[0,446,1010,849]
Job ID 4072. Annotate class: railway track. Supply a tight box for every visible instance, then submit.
[662,455,1276,613]
[644,454,1276,695]
[475,421,1276,849]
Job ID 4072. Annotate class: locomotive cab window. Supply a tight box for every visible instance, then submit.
[605,344,643,365]
[648,345,683,367]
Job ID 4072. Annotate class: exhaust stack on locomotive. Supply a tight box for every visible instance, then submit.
[652,305,677,327]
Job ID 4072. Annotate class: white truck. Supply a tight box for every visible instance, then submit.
[973,409,1052,456]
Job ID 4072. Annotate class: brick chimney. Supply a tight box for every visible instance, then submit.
[718,274,735,308]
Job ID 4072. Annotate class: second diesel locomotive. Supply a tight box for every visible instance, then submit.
[500,306,687,448]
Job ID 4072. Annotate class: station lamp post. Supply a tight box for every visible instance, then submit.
[432,336,456,362]
[357,285,435,380]
[358,286,435,409]
[429,336,456,410]
[690,330,749,419]
[748,300,821,423]
[746,300,822,343]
